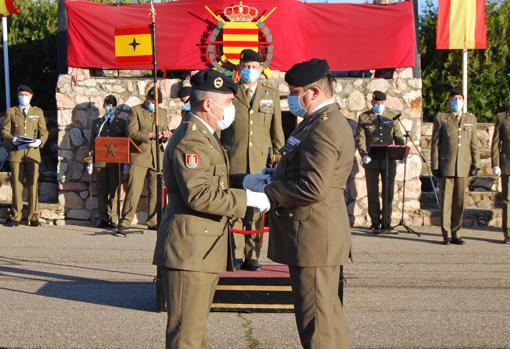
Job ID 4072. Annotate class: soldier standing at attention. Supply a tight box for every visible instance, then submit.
[490,109,510,244]
[119,87,170,232]
[355,91,404,231]
[88,95,127,228]
[221,49,284,271]
[431,90,480,245]
[2,85,48,227]
[257,59,354,349]
[153,69,271,349]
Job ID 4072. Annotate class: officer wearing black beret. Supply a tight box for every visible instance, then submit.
[355,90,404,232]
[178,86,192,119]
[259,58,355,348]
[153,69,270,348]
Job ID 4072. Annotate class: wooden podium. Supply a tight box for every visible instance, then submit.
[94,137,141,235]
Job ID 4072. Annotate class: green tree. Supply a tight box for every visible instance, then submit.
[420,0,510,122]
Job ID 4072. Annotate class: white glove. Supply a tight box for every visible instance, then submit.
[262,168,275,176]
[246,189,271,212]
[362,155,372,164]
[12,136,21,145]
[28,139,42,148]
[493,166,502,177]
[86,164,93,175]
[242,173,271,192]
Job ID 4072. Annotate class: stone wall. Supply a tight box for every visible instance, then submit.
[55,68,423,227]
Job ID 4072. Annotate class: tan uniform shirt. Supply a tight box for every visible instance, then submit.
[491,111,510,175]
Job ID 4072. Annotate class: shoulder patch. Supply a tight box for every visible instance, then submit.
[185,154,199,169]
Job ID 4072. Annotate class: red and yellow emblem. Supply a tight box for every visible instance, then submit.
[185,154,199,169]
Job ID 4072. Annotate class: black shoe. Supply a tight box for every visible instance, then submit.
[5,220,20,227]
[28,220,40,227]
[242,259,261,271]
[503,237,510,244]
[451,237,465,245]
[232,259,243,271]
[370,223,381,232]
[147,225,158,231]
[98,220,110,228]
[442,238,450,245]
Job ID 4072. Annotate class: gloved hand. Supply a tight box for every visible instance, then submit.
[12,136,22,145]
[493,166,502,177]
[28,139,42,148]
[246,189,271,212]
[262,168,275,176]
[432,169,441,178]
[86,164,93,175]
[242,173,271,192]
[469,164,479,177]
[362,155,372,164]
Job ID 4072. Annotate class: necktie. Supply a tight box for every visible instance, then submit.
[246,87,253,100]
[22,108,27,117]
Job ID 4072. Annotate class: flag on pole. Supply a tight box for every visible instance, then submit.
[0,0,19,17]
[114,25,153,67]
[436,0,487,49]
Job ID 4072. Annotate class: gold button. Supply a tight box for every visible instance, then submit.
[458,144,461,146]
[204,229,208,233]
[288,212,294,218]
[283,151,287,156]
[250,131,253,135]
[250,120,253,125]
[458,128,461,131]
[249,142,253,147]
[250,110,254,114]
[458,135,461,138]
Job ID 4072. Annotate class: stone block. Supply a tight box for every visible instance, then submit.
[125,96,142,107]
[58,191,83,210]
[385,95,404,111]
[39,182,58,202]
[58,130,71,149]
[40,209,65,220]
[58,182,88,191]
[69,127,84,147]
[367,79,389,93]
[67,209,90,220]
[348,90,366,111]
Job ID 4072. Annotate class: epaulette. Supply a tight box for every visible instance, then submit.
[261,81,277,91]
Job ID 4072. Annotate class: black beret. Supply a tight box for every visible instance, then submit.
[190,69,238,95]
[285,58,330,87]
[240,49,263,63]
[103,95,117,107]
[449,89,463,98]
[372,90,386,101]
[177,86,192,99]
[147,87,163,103]
[17,84,33,94]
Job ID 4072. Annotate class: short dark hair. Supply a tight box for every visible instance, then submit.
[104,95,117,107]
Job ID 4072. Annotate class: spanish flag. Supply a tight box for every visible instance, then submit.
[436,0,487,49]
[0,0,20,16]
[114,25,153,67]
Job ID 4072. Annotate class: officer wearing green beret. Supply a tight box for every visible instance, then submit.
[259,59,354,349]
[88,95,127,228]
[355,90,404,231]
[221,49,285,271]
[490,109,510,244]
[153,69,271,349]
[431,90,480,245]
[2,85,48,227]
[119,87,170,231]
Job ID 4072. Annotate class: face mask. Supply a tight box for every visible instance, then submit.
[288,90,312,117]
[181,103,191,112]
[104,106,114,115]
[373,104,385,114]
[147,102,155,113]
[210,101,236,130]
[451,99,463,112]
[241,68,261,84]
[18,95,30,106]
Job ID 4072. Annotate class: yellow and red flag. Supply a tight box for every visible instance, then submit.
[114,25,153,67]
[222,21,259,65]
[436,0,487,49]
[0,0,20,16]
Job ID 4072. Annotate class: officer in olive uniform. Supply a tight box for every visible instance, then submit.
[221,49,285,271]
[153,69,271,349]
[490,110,510,244]
[119,87,170,231]
[355,91,404,231]
[262,59,354,349]
[178,86,191,120]
[89,95,127,228]
[2,85,48,227]
[431,90,480,245]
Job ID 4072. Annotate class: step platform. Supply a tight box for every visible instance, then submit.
[211,264,294,313]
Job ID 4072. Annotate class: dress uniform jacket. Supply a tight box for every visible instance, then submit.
[221,81,284,174]
[153,115,247,273]
[2,106,48,162]
[89,115,127,167]
[265,103,355,267]
[127,104,169,169]
[355,109,404,169]
[431,112,480,177]
[491,111,510,175]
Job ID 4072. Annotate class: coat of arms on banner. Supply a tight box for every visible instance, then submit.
[205,1,276,79]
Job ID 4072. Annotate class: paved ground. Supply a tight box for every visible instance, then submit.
[0,224,509,349]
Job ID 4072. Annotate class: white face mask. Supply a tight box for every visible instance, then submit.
[210,101,236,130]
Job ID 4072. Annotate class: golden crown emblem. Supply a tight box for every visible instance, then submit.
[224,1,258,22]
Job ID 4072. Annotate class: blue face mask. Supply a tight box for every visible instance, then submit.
[450,99,464,112]
[241,68,261,84]
[104,106,114,115]
[287,90,312,117]
[147,102,155,113]
[181,102,190,111]
[18,95,30,106]
[373,104,385,115]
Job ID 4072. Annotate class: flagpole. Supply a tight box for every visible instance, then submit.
[462,48,468,112]
[2,16,11,109]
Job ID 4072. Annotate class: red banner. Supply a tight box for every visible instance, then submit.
[66,0,416,71]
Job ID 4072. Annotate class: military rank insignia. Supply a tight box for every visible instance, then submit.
[185,154,199,169]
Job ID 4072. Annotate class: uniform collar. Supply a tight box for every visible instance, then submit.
[308,99,335,116]
[242,82,258,96]
[191,113,215,134]
[19,105,30,114]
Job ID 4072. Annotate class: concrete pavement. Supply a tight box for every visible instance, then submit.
[0,224,509,348]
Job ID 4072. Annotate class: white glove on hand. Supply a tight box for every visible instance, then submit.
[28,139,42,148]
[86,164,93,175]
[243,173,271,192]
[12,136,21,145]
[362,155,372,164]
[493,166,502,177]
[246,189,271,212]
